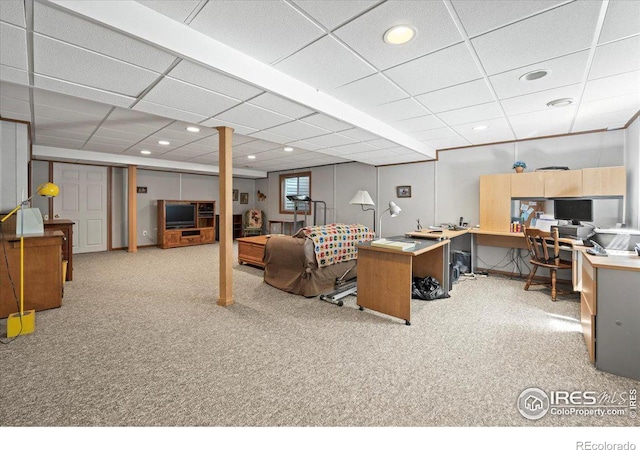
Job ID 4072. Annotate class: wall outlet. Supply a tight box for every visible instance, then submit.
[143,230,148,236]
[44,214,49,220]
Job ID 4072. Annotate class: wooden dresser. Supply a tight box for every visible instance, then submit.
[0,231,64,318]
[44,219,74,281]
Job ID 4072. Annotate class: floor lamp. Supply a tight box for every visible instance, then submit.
[1,182,60,338]
[378,201,401,238]
[349,190,376,233]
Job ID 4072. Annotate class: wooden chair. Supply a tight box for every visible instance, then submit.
[523,226,573,301]
[243,209,264,237]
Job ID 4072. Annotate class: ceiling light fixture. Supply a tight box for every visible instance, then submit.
[383,25,416,45]
[140,150,151,155]
[546,98,573,108]
[248,155,256,159]
[158,140,170,145]
[284,147,293,152]
[519,70,550,81]
[186,126,200,133]
[473,125,488,131]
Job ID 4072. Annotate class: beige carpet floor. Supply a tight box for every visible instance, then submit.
[0,243,637,427]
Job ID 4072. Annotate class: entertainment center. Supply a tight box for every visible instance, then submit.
[157,200,215,249]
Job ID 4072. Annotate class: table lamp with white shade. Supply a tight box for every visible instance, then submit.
[1,182,60,338]
[378,201,401,238]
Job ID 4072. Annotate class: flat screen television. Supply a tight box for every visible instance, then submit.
[554,199,593,225]
[166,203,196,229]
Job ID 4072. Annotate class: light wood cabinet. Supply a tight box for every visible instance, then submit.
[544,170,583,197]
[479,174,511,232]
[157,200,215,249]
[511,172,545,197]
[237,235,269,268]
[582,166,626,196]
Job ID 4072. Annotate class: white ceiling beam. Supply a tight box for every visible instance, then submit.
[32,145,268,178]
[48,0,436,159]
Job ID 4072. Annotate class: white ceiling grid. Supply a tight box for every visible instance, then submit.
[0,0,637,177]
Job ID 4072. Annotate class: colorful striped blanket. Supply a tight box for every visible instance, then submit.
[295,223,375,268]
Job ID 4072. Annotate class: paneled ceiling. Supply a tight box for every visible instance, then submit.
[0,0,638,178]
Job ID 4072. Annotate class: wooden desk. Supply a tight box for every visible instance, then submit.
[356,238,450,325]
[44,219,74,281]
[268,220,304,235]
[1,231,64,318]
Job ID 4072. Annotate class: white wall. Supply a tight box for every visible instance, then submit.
[625,117,640,228]
[0,120,28,212]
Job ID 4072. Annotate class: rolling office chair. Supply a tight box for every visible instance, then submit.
[243,209,264,237]
[523,226,573,301]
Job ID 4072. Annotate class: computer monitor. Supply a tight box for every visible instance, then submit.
[554,199,593,225]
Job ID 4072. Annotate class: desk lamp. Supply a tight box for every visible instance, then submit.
[349,190,376,232]
[378,201,401,238]
[1,182,60,338]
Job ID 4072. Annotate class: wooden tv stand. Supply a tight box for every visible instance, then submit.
[157,200,215,249]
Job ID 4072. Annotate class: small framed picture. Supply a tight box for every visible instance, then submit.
[240,192,249,204]
[396,185,411,198]
[232,189,239,201]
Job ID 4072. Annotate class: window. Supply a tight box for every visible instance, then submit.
[279,172,311,214]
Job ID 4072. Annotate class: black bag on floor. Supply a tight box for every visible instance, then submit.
[411,276,450,301]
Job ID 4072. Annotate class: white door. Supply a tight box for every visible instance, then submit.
[53,163,108,254]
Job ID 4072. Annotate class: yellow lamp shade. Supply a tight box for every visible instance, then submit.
[37,182,59,197]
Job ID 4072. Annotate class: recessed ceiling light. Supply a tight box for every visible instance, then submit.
[247,155,256,159]
[140,150,151,155]
[158,140,170,145]
[546,98,573,108]
[473,125,488,131]
[284,147,293,152]
[383,25,416,45]
[519,70,550,82]
[186,126,200,133]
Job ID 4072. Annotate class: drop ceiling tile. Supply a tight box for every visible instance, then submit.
[33,89,113,117]
[589,35,640,80]
[214,103,292,130]
[285,140,324,151]
[573,107,638,132]
[384,43,482,95]
[275,36,376,91]
[334,1,462,70]
[509,105,576,139]
[330,74,407,110]
[299,133,357,149]
[0,65,29,85]
[133,100,208,124]
[0,82,30,101]
[291,0,377,30]
[33,35,159,97]
[33,74,136,108]
[262,120,329,141]
[471,1,601,75]
[34,126,93,142]
[34,3,177,73]
[337,128,380,142]
[103,108,174,134]
[366,138,400,149]
[300,113,352,132]
[320,142,378,156]
[34,104,106,126]
[186,154,218,164]
[0,95,30,116]
[84,135,133,151]
[415,79,495,113]
[436,102,503,126]
[143,77,240,118]
[198,118,259,135]
[135,136,188,153]
[168,60,263,101]
[388,146,418,155]
[598,0,640,44]
[489,50,589,100]
[247,130,291,145]
[500,83,582,116]
[577,94,640,119]
[393,114,443,133]
[423,136,471,149]
[0,23,27,70]
[451,0,566,37]
[411,127,458,141]
[453,117,512,135]
[0,0,26,27]
[92,129,144,145]
[583,70,640,102]
[248,92,315,119]
[190,1,324,64]
[83,141,129,153]
[234,139,281,153]
[136,1,202,23]
[163,121,218,139]
[365,98,427,123]
[35,135,86,149]
[464,129,516,145]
